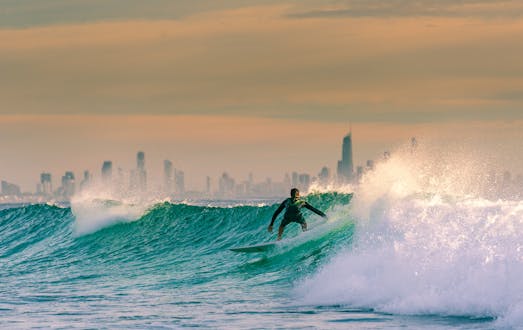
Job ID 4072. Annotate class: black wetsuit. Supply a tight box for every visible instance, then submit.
[269,198,326,228]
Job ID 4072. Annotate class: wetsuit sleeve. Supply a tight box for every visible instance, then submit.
[304,202,327,218]
[269,200,286,226]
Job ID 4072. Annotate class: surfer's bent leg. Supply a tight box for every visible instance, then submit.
[277,225,285,241]
[278,217,292,240]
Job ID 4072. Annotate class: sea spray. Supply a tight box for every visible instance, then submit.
[70,187,161,235]
[296,141,523,326]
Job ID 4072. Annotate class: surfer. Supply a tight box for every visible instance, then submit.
[268,188,327,240]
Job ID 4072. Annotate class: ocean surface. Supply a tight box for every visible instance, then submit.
[2,151,523,329]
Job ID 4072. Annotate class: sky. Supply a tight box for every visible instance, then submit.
[1,0,523,191]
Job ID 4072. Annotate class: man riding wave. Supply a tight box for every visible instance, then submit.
[268,188,327,240]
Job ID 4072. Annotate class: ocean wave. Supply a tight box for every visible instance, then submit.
[296,141,523,327]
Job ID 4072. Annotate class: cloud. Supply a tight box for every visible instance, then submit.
[286,0,523,19]
[3,0,522,29]
[488,90,523,101]
[1,5,523,122]
[0,0,284,28]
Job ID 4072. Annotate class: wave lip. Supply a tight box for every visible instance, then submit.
[71,197,148,235]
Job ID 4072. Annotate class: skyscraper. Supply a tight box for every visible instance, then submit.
[137,151,145,170]
[318,166,330,185]
[337,133,354,182]
[40,172,52,195]
[164,159,173,194]
[101,161,113,186]
[61,171,75,198]
[219,172,234,196]
[1,181,21,196]
[298,174,311,192]
[175,169,185,196]
[80,170,91,191]
[136,151,147,192]
[291,172,299,187]
[206,176,212,195]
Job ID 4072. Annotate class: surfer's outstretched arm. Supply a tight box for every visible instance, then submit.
[304,203,327,218]
[268,200,286,233]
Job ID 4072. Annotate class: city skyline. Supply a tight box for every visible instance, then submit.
[0,117,393,193]
[1,132,364,197]
[3,131,523,204]
[2,117,523,195]
[2,1,523,195]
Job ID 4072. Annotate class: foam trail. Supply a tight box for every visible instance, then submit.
[296,141,523,326]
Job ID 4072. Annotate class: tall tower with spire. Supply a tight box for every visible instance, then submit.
[337,132,354,182]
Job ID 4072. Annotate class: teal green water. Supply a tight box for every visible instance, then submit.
[0,193,502,328]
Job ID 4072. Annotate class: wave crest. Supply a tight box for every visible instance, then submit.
[296,141,523,326]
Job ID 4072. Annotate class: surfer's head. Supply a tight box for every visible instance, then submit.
[290,188,300,199]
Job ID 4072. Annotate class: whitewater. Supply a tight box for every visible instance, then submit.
[1,143,522,329]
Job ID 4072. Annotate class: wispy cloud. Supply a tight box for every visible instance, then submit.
[286,0,523,19]
[3,1,522,28]
[1,4,523,122]
[0,0,282,28]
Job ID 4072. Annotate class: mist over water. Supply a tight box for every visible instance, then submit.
[297,140,523,327]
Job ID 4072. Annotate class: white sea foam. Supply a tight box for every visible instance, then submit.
[70,187,158,235]
[296,141,523,326]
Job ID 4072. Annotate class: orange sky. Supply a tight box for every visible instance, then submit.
[1,2,523,191]
[2,115,523,191]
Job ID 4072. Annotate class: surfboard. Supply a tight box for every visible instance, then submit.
[229,242,277,253]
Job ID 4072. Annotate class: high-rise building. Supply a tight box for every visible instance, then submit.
[1,181,21,196]
[101,161,113,185]
[298,173,311,192]
[40,172,52,195]
[291,172,299,188]
[175,169,185,195]
[80,170,91,191]
[61,171,75,198]
[206,176,212,195]
[219,172,234,196]
[247,173,254,194]
[137,151,145,170]
[136,151,147,192]
[318,166,330,185]
[337,133,354,182]
[164,160,173,194]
